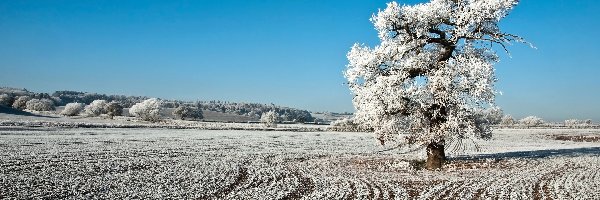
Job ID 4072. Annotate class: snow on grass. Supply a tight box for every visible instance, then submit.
[1,128,599,198]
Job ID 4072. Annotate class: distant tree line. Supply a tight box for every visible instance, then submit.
[196,101,314,123]
[0,87,314,123]
[51,90,148,107]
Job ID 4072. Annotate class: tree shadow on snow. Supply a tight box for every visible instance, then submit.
[0,105,58,118]
[451,147,600,161]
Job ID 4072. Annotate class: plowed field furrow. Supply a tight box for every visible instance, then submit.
[212,166,248,199]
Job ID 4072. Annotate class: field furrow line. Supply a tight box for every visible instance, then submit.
[212,165,249,199]
[344,180,358,200]
[279,169,315,200]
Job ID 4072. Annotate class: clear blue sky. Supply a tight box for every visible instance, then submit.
[0,0,599,122]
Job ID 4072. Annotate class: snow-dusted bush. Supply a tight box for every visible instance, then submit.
[519,116,544,128]
[565,119,593,128]
[106,102,123,118]
[0,94,14,106]
[84,100,108,117]
[483,107,503,125]
[12,96,31,110]
[173,105,203,120]
[330,118,353,127]
[500,115,515,127]
[60,103,84,116]
[129,98,163,122]
[329,118,367,132]
[565,119,581,128]
[260,110,279,128]
[25,98,55,111]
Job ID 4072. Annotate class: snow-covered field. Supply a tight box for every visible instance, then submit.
[1,127,599,199]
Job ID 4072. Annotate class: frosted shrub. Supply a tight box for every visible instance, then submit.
[61,103,84,116]
[173,105,203,120]
[12,96,31,110]
[129,98,163,122]
[484,107,504,125]
[565,119,581,128]
[261,110,279,128]
[500,115,515,127]
[584,119,593,126]
[565,119,593,128]
[106,102,123,119]
[329,118,366,132]
[25,98,55,111]
[0,94,14,106]
[84,100,108,117]
[519,116,544,128]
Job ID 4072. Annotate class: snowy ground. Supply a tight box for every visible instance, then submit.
[1,127,599,199]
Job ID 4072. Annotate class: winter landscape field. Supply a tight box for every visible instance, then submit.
[3,0,600,199]
[1,120,599,199]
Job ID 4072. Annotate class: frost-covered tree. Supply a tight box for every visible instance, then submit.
[261,110,279,128]
[519,116,543,128]
[50,96,63,107]
[500,115,515,127]
[345,0,524,169]
[106,102,123,119]
[565,119,592,128]
[129,98,163,122]
[173,105,203,120]
[564,119,581,128]
[584,119,593,127]
[84,100,108,117]
[483,107,503,125]
[12,96,31,110]
[0,94,14,107]
[25,98,55,111]
[329,118,368,132]
[61,103,84,116]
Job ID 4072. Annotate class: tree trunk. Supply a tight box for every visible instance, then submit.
[425,141,446,170]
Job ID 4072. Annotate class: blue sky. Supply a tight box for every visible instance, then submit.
[0,0,599,121]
